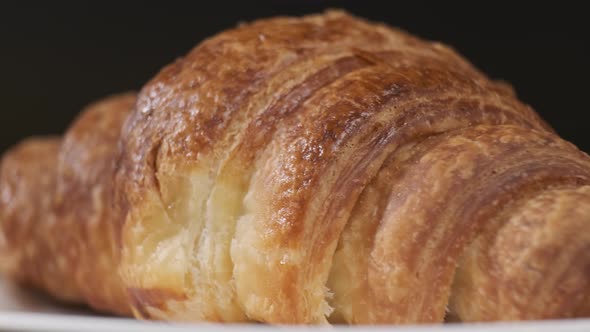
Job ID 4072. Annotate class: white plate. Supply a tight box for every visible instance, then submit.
[2,277,590,332]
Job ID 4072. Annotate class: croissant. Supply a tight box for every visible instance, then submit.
[1,10,590,325]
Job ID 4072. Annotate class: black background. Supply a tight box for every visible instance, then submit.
[1,1,588,153]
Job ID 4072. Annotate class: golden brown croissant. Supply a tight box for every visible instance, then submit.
[1,10,590,325]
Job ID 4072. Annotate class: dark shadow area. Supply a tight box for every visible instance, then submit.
[0,277,102,316]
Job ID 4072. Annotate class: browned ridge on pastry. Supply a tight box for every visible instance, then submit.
[1,10,590,325]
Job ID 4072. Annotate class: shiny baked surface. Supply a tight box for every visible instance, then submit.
[1,10,590,325]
